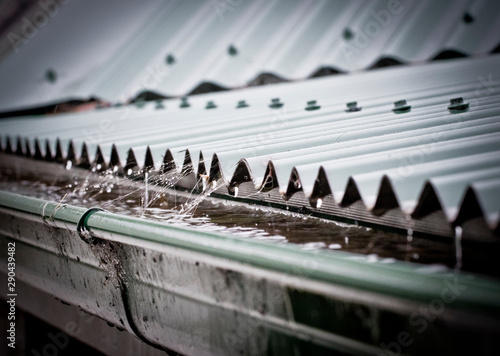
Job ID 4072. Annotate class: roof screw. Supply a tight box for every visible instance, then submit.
[236,100,249,109]
[269,98,283,109]
[463,12,474,24]
[228,44,238,56]
[166,54,175,65]
[392,100,411,114]
[155,99,165,109]
[343,28,354,41]
[45,69,57,83]
[305,100,320,111]
[180,97,190,108]
[448,97,469,113]
[345,101,361,112]
[206,101,217,109]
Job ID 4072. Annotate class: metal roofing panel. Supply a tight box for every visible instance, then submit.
[1,54,500,239]
[0,0,499,112]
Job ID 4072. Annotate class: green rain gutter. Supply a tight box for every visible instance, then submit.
[1,190,500,316]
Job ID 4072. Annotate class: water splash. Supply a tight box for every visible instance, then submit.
[0,165,488,274]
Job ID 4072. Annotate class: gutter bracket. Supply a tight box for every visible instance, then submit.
[76,207,105,237]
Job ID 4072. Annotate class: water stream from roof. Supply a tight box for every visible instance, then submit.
[1,165,498,277]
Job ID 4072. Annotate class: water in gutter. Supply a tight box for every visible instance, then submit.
[1,162,499,278]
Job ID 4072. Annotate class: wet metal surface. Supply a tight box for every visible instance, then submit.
[2,55,500,240]
[2,184,500,356]
[1,0,500,109]
[2,163,500,355]
[1,161,499,278]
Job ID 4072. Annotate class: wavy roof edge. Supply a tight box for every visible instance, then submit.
[1,0,500,112]
[1,137,498,240]
[140,50,500,100]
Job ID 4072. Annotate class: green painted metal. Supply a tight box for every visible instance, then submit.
[1,190,499,315]
[3,189,500,355]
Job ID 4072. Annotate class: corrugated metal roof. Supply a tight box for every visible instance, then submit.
[1,54,500,239]
[0,0,500,112]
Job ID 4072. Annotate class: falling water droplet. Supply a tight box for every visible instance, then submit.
[127,169,132,176]
[97,164,102,170]
[113,166,118,173]
[144,172,149,210]
[316,198,323,209]
[233,187,238,197]
[454,226,462,270]
[344,237,349,244]
[65,161,72,170]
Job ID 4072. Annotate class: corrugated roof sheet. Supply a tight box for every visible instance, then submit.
[0,0,500,112]
[1,54,500,240]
